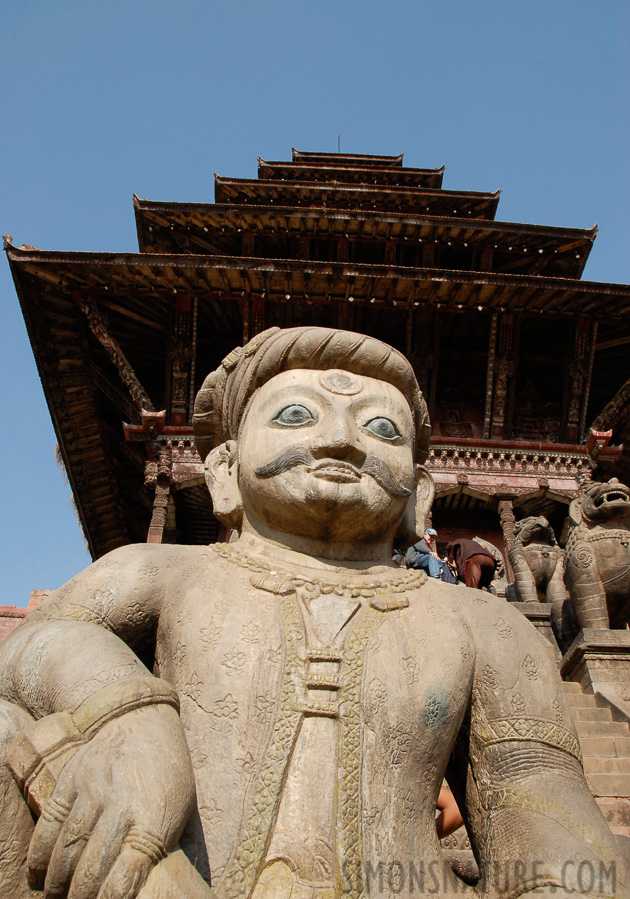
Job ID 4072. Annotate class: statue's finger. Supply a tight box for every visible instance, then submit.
[65,808,129,899]
[43,797,101,898]
[27,788,77,890]
[94,842,155,899]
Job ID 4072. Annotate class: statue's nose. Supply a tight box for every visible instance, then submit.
[311,413,366,463]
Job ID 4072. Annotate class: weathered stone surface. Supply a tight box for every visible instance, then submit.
[597,798,630,838]
[509,516,566,604]
[564,479,630,629]
[0,327,626,897]
[561,629,630,711]
[510,601,560,660]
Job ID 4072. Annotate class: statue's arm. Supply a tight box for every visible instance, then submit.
[508,548,539,603]
[455,602,622,896]
[0,545,197,899]
[0,543,168,716]
[546,551,567,605]
[565,542,609,629]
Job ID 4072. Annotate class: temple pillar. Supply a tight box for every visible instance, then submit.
[483,313,497,439]
[241,295,250,344]
[480,247,494,272]
[491,314,516,439]
[145,448,172,544]
[410,308,436,403]
[498,497,516,582]
[385,240,397,264]
[298,235,310,260]
[565,317,597,443]
[241,231,255,256]
[167,295,193,426]
[336,237,349,262]
[252,295,265,336]
[428,311,440,423]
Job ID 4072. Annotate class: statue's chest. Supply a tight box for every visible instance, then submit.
[580,528,630,572]
[156,584,285,741]
[361,609,474,760]
[155,583,472,741]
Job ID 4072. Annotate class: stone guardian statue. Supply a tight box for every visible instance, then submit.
[508,516,566,604]
[0,327,625,898]
[564,478,630,629]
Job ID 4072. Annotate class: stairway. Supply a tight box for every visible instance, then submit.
[563,681,630,837]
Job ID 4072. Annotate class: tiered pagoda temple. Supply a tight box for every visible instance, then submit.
[5,149,630,572]
[4,149,630,839]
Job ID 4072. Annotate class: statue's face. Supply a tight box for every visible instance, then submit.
[237,368,416,544]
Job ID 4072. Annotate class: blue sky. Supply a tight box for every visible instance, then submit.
[1,1,628,604]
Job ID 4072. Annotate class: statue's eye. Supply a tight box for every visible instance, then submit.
[272,404,315,427]
[363,417,399,440]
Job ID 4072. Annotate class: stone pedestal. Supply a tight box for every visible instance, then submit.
[512,602,560,661]
[560,629,630,711]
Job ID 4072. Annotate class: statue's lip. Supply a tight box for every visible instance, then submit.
[310,460,361,481]
[593,489,630,507]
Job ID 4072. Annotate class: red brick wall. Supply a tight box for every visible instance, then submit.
[0,590,51,646]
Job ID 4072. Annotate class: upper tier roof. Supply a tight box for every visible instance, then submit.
[292,149,404,167]
[258,159,444,189]
[214,176,500,219]
[134,197,595,279]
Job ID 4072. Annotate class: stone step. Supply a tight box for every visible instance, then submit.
[562,681,584,694]
[586,772,630,798]
[573,720,629,738]
[596,798,630,838]
[565,693,602,708]
[580,736,630,758]
[569,706,612,722]
[583,756,630,776]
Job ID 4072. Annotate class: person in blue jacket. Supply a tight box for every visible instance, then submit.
[406,527,442,577]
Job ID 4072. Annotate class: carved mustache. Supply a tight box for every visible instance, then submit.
[254,446,411,498]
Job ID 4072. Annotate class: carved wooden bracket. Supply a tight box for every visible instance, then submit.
[71,290,153,411]
[124,409,166,441]
[586,428,613,461]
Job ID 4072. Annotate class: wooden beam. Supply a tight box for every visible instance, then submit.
[72,291,154,411]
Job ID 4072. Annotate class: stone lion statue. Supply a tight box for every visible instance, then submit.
[564,478,630,629]
[508,516,566,604]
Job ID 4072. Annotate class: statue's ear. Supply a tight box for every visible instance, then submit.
[568,497,583,526]
[395,465,435,546]
[204,440,243,530]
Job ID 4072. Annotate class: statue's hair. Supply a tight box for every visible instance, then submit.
[193,326,431,463]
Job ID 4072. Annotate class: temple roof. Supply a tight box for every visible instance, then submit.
[292,149,404,167]
[9,246,628,317]
[7,147,630,558]
[257,159,444,189]
[213,176,501,219]
[134,197,595,279]
[9,236,629,556]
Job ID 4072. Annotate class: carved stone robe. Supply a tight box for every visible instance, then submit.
[145,543,604,899]
[0,541,617,899]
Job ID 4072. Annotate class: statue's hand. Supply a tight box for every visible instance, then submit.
[26,704,195,899]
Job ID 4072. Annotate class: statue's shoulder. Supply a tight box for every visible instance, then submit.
[89,542,226,583]
[432,582,528,627]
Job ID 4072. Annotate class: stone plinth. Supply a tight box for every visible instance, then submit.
[560,630,630,710]
[511,602,560,661]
